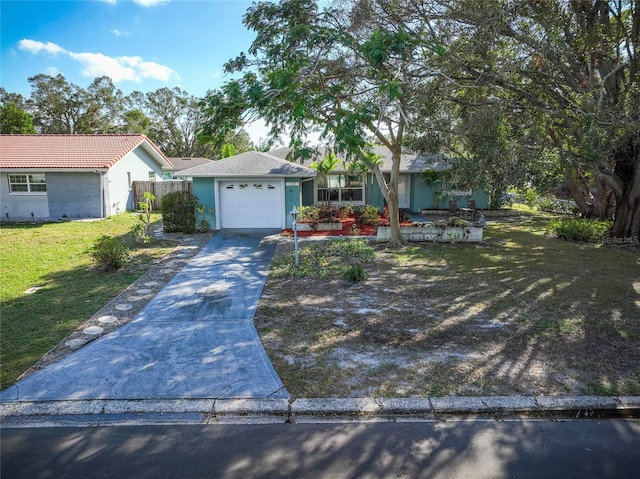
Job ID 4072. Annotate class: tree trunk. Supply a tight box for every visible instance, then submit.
[611,152,640,241]
[369,157,406,248]
[386,153,406,248]
[593,176,614,220]
[566,167,594,217]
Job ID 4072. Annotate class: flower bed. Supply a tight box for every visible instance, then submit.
[296,221,343,231]
[281,218,378,237]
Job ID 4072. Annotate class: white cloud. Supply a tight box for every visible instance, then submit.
[44,66,61,76]
[133,0,170,6]
[110,29,131,37]
[19,38,179,84]
[119,56,179,81]
[69,52,139,82]
[18,39,66,55]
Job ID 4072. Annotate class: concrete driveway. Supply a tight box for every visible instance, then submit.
[0,230,289,402]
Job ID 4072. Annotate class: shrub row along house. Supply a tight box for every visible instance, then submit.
[178,146,489,230]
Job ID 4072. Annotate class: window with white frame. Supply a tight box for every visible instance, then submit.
[317,174,364,203]
[8,174,47,193]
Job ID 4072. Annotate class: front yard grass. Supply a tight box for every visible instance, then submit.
[0,214,176,389]
[255,212,640,398]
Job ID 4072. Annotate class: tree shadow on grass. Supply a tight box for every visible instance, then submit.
[256,218,640,397]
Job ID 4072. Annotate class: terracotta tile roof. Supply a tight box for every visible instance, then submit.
[0,134,172,169]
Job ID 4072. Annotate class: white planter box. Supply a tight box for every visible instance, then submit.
[296,222,343,231]
[376,225,484,242]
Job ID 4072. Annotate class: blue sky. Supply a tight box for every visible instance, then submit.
[0,0,256,99]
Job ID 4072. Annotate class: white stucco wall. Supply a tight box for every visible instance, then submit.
[105,146,165,213]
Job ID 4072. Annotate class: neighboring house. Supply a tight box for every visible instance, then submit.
[0,134,173,221]
[166,157,214,179]
[179,146,489,230]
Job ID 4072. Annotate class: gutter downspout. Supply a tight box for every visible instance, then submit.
[99,171,105,218]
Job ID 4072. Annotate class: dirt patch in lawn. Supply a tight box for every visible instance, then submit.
[255,220,640,398]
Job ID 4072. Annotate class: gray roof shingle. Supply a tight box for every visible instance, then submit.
[168,157,213,172]
[176,151,316,178]
[268,146,450,173]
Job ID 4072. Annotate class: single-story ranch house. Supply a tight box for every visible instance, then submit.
[178,146,489,230]
[0,134,173,221]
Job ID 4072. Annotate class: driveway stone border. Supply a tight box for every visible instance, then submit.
[2,396,639,426]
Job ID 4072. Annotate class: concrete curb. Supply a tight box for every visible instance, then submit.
[1,396,639,426]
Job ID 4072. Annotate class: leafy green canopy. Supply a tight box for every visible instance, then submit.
[421,0,639,236]
[198,0,445,245]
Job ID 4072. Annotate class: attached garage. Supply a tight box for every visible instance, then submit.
[177,151,316,230]
[218,180,284,228]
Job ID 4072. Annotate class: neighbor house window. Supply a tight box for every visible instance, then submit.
[148,171,155,181]
[8,174,47,193]
[317,174,364,203]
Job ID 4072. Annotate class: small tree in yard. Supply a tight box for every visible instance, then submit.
[131,191,155,244]
[89,235,130,270]
[198,0,445,248]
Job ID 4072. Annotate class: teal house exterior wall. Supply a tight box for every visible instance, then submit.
[193,177,216,229]
[191,173,489,231]
[410,175,431,211]
[301,179,315,208]
[366,174,385,210]
[367,173,489,211]
[193,176,308,230]
[284,178,303,229]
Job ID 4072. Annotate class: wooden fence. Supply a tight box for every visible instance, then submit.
[133,180,193,210]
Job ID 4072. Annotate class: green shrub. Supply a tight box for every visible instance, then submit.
[130,217,151,244]
[547,217,612,242]
[355,205,380,225]
[318,205,339,220]
[537,197,581,216]
[161,191,198,233]
[339,205,355,218]
[343,264,366,282]
[89,235,130,270]
[298,205,320,222]
[519,188,538,208]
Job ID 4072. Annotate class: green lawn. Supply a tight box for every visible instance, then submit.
[0,214,176,389]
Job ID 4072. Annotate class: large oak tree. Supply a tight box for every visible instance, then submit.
[421,0,639,240]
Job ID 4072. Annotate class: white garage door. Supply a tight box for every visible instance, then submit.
[219,180,283,228]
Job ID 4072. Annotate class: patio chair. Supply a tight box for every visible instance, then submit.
[448,201,459,216]
[467,199,479,220]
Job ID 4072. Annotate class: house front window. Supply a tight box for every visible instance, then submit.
[8,174,47,193]
[317,174,364,204]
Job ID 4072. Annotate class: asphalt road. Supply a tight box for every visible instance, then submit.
[2,419,639,478]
